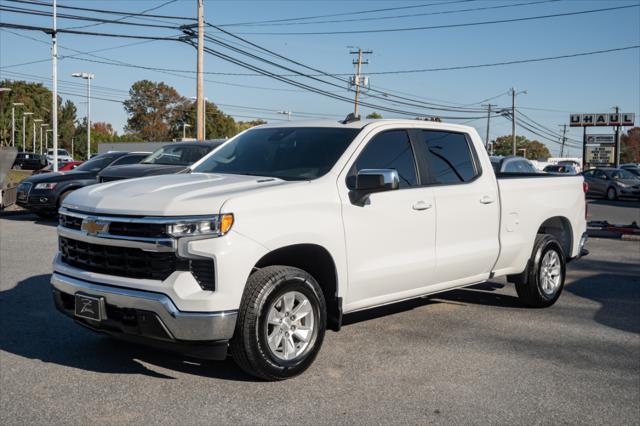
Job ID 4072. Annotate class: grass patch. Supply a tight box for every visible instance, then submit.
[5,170,32,186]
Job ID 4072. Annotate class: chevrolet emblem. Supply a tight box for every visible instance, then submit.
[81,218,108,235]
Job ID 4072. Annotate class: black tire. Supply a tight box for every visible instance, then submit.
[606,187,618,201]
[513,234,566,308]
[231,265,326,380]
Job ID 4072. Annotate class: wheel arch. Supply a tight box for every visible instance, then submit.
[537,216,573,258]
[253,243,342,331]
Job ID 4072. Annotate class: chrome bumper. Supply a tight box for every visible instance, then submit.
[51,272,237,342]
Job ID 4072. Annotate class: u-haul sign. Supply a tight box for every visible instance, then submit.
[570,113,635,127]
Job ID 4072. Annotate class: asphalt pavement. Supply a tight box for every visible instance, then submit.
[587,198,640,224]
[1,210,639,425]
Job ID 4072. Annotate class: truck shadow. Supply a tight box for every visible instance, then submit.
[0,274,256,382]
[0,211,58,226]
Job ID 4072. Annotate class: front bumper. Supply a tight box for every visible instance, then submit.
[51,272,238,359]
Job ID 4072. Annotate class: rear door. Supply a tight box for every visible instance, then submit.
[413,129,499,286]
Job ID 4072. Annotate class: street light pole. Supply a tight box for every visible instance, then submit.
[72,72,94,159]
[40,123,48,154]
[510,87,527,156]
[22,112,33,152]
[183,123,191,140]
[11,102,24,147]
[0,88,11,145]
[52,0,59,170]
[278,111,292,121]
[46,129,53,152]
[33,119,43,152]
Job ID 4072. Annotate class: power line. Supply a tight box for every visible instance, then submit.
[226,0,559,27]
[0,22,183,40]
[216,0,474,27]
[234,4,640,35]
[63,0,179,31]
[4,0,195,21]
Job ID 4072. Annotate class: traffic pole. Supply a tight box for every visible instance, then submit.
[52,0,59,171]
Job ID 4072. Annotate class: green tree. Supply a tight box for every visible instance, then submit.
[175,100,241,140]
[366,112,383,119]
[236,119,266,133]
[58,100,77,148]
[491,135,551,159]
[123,80,187,141]
[620,127,640,163]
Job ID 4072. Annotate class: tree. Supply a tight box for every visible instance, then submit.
[123,80,187,141]
[175,99,242,140]
[236,119,266,133]
[58,100,77,148]
[620,127,640,163]
[491,135,551,159]
[366,112,383,119]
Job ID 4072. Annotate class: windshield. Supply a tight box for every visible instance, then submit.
[193,127,361,180]
[609,169,637,180]
[75,154,119,172]
[142,145,213,166]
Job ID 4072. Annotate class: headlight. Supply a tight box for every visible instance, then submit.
[166,214,234,237]
[617,182,629,188]
[35,182,57,190]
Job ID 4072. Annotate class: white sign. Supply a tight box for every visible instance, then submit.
[570,112,635,127]
[585,134,615,145]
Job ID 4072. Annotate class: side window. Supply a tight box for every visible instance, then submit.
[348,130,418,189]
[419,130,478,184]
[582,170,594,177]
[112,154,145,166]
[504,161,520,173]
[594,170,607,179]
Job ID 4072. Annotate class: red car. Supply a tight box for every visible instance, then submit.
[33,161,83,175]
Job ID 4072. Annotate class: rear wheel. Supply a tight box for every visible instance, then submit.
[606,187,618,200]
[231,265,326,380]
[513,234,566,308]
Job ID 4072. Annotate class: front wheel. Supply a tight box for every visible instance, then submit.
[514,234,566,308]
[606,187,618,200]
[231,265,326,380]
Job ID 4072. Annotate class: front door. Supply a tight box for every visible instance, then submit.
[339,129,437,311]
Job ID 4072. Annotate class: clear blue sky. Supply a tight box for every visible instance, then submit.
[1,0,639,157]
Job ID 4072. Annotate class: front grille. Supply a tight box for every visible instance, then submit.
[108,222,168,238]
[59,214,82,230]
[59,236,176,281]
[58,213,167,238]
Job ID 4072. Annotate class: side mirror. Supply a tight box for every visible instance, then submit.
[349,169,399,206]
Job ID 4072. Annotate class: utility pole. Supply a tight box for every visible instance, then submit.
[613,106,620,167]
[349,48,371,118]
[482,104,497,151]
[52,0,59,171]
[196,0,205,140]
[558,124,568,157]
[510,87,527,156]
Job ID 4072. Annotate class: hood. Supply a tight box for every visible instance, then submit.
[615,178,640,187]
[98,164,187,180]
[23,170,97,184]
[63,172,289,216]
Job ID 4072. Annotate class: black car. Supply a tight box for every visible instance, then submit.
[16,151,149,217]
[582,167,640,200]
[490,155,539,174]
[97,141,222,183]
[12,152,48,170]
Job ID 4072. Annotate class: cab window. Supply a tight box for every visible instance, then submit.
[347,130,418,189]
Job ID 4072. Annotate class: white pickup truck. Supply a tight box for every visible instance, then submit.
[51,119,588,380]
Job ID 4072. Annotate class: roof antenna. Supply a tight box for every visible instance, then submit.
[341,113,360,124]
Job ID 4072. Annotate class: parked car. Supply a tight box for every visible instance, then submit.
[46,148,74,163]
[557,160,582,173]
[12,152,48,170]
[621,163,640,177]
[51,119,588,380]
[543,164,578,175]
[490,155,539,174]
[33,161,83,175]
[16,151,150,217]
[582,168,640,200]
[97,142,222,183]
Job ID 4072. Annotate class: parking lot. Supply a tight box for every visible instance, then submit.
[1,204,639,425]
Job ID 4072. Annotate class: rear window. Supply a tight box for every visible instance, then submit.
[418,131,478,184]
[142,145,214,166]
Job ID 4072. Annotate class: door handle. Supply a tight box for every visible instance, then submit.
[480,195,495,204]
[412,201,432,211]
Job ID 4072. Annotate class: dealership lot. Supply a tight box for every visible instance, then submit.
[1,208,639,425]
